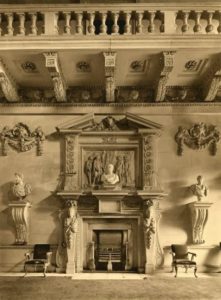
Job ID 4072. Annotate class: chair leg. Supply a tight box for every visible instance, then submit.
[174,265,178,278]
[171,264,175,273]
[194,266,198,278]
[43,266,47,278]
[24,265,27,277]
[185,266,188,273]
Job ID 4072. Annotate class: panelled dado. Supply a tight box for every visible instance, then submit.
[0,4,221,36]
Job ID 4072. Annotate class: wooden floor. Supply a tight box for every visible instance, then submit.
[0,273,221,300]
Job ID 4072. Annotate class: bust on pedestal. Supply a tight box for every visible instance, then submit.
[189,175,213,244]
[101,163,120,190]
[8,173,32,245]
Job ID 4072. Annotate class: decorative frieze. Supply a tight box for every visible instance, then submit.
[0,123,45,156]
[175,123,220,156]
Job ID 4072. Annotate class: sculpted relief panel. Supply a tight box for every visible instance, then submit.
[83,150,135,189]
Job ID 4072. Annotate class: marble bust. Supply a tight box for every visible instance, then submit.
[12,173,32,201]
[191,175,208,202]
[101,164,119,185]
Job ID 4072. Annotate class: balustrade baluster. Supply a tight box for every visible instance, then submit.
[193,11,202,33]
[87,12,95,35]
[112,12,119,34]
[64,12,71,34]
[29,12,37,35]
[206,11,214,33]
[124,12,131,34]
[75,12,83,35]
[100,13,107,34]
[136,12,143,34]
[181,11,189,33]
[5,13,14,36]
[17,12,25,35]
[148,11,155,33]
[218,11,221,33]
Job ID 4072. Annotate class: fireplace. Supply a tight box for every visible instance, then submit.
[55,114,166,274]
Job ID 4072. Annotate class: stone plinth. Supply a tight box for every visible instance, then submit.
[188,201,213,245]
[8,201,31,245]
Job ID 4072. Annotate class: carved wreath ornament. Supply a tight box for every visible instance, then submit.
[0,122,45,156]
[175,123,220,156]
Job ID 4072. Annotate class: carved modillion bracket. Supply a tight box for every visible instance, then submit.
[0,59,20,102]
[44,52,67,102]
[203,67,221,102]
[155,51,176,102]
[188,201,213,244]
[103,52,117,103]
[8,201,31,245]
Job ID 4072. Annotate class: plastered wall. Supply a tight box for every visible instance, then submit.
[0,112,221,271]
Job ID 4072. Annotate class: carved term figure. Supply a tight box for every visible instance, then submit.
[102,163,119,185]
[64,203,78,249]
[191,175,208,202]
[12,173,32,201]
[143,200,155,249]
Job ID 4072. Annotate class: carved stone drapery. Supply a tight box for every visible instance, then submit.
[64,135,79,191]
[0,123,45,156]
[8,201,31,245]
[143,198,164,274]
[188,201,213,244]
[175,123,220,156]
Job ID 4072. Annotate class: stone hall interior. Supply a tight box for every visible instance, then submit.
[0,0,221,278]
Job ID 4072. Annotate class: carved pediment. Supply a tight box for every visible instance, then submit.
[56,113,163,133]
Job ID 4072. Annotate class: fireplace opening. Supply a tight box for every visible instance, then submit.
[93,230,127,271]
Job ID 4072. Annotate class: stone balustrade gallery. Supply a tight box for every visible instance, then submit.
[0,4,221,36]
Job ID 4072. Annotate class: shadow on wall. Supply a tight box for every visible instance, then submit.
[47,131,65,190]
[161,205,192,244]
[166,180,193,207]
[203,246,221,269]
[34,193,62,244]
[161,180,194,244]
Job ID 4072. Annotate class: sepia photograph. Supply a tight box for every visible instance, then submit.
[0,0,221,299]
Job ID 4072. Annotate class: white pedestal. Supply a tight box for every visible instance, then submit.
[189,201,213,244]
[8,201,31,245]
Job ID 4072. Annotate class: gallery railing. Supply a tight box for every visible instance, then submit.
[0,3,221,37]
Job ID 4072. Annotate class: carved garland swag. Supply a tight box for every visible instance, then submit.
[175,123,220,156]
[0,122,45,156]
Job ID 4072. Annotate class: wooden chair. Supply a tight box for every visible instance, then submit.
[171,244,197,278]
[24,244,52,277]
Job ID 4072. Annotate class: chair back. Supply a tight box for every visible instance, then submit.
[171,244,188,259]
[33,244,50,260]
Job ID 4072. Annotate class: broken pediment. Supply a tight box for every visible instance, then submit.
[56,113,163,133]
